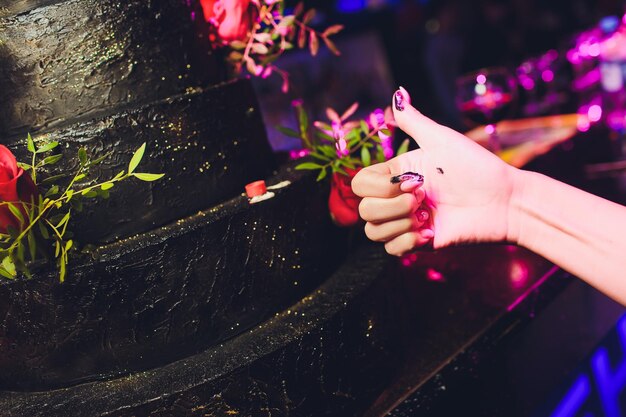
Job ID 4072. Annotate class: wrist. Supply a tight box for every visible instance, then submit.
[506,167,532,246]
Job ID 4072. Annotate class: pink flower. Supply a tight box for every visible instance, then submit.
[368,107,396,159]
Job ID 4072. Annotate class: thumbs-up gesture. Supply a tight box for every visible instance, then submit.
[351,87,521,255]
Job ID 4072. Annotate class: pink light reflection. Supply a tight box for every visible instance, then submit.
[509,260,530,290]
[588,104,603,122]
[541,70,554,83]
[426,268,445,282]
[476,74,487,85]
[484,124,496,135]
[289,149,311,160]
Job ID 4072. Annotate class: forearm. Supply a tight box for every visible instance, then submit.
[508,169,626,305]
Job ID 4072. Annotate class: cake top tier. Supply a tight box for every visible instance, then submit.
[0,0,227,139]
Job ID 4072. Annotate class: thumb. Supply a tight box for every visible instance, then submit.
[392,86,444,150]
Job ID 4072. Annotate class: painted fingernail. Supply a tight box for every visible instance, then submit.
[394,89,405,111]
[417,210,429,222]
[390,171,424,184]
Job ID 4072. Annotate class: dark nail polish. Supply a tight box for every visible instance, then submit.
[390,171,424,184]
[394,90,404,111]
[436,167,444,174]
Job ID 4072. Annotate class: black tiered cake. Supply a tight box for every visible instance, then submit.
[0,0,345,389]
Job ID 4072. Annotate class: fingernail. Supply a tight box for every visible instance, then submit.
[421,229,435,239]
[390,171,424,184]
[399,86,411,104]
[417,210,429,222]
[394,89,405,111]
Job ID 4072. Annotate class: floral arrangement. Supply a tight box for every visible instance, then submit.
[200,0,342,91]
[0,138,163,282]
[279,101,409,226]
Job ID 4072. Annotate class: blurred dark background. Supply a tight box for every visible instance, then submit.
[257,0,626,149]
[316,0,624,122]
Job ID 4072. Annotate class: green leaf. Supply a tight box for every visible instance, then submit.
[55,240,61,258]
[17,162,32,171]
[36,141,59,154]
[295,162,323,170]
[101,183,114,190]
[397,138,410,155]
[38,221,50,240]
[81,190,98,198]
[7,203,24,225]
[75,173,86,182]
[360,120,369,134]
[309,152,331,162]
[65,240,73,251]
[99,189,110,199]
[113,170,126,180]
[128,143,146,174]
[16,241,24,264]
[27,134,36,153]
[275,126,302,139]
[59,253,67,283]
[341,158,357,170]
[87,152,112,167]
[316,168,328,181]
[230,40,247,50]
[0,268,15,280]
[361,146,371,166]
[27,230,36,261]
[40,173,69,184]
[42,154,62,166]
[44,185,60,198]
[376,146,386,163]
[319,145,337,158]
[56,212,70,229]
[132,173,165,182]
[2,256,16,277]
[78,148,88,165]
[66,189,74,201]
[380,128,392,136]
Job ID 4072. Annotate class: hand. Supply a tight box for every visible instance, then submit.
[352,87,522,255]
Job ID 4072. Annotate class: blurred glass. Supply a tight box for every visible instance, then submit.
[456,67,517,151]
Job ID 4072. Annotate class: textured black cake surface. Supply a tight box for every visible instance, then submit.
[7,79,277,243]
[0,165,346,390]
[0,244,396,417]
[0,0,224,138]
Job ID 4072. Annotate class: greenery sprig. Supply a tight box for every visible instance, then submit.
[279,102,409,181]
[0,137,164,282]
[228,1,343,92]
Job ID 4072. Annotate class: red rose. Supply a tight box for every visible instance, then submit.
[201,0,256,43]
[328,168,362,227]
[0,145,38,233]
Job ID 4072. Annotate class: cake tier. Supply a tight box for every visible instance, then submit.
[7,79,275,244]
[0,0,224,138]
[0,165,347,390]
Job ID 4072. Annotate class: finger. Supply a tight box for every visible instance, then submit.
[352,162,404,198]
[359,193,419,223]
[392,87,448,150]
[364,209,429,242]
[384,228,434,256]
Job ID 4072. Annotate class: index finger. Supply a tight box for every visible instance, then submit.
[352,162,403,198]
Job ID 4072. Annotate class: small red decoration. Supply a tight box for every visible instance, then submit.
[245,180,267,198]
